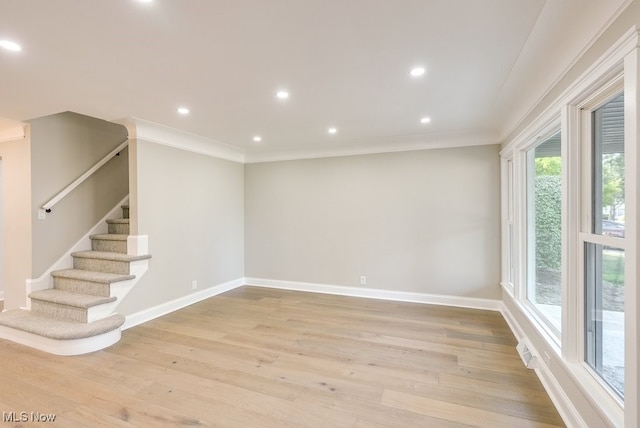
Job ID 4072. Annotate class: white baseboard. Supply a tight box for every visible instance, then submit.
[499,301,585,428]
[499,300,525,340]
[244,278,502,311]
[122,277,245,330]
[122,277,501,332]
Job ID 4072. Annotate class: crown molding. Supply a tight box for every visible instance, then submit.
[113,117,245,163]
[0,119,26,143]
[112,117,498,164]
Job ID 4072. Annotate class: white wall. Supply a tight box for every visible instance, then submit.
[0,131,32,309]
[245,145,501,299]
[0,159,3,299]
[116,139,245,316]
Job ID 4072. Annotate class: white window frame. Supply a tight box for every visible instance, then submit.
[576,81,626,403]
[500,27,640,428]
[500,155,515,295]
[520,124,563,344]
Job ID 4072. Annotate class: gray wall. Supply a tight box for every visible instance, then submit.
[29,112,129,278]
[116,139,245,315]
[245,145,501,299]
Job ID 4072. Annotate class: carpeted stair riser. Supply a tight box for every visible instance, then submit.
[31,300,88,323]
[121,205,129,219]
[54,277,111,297]
[51,269,136,298]
[90,236,127,253]
[73,257,132,275]
[107,219,130,235]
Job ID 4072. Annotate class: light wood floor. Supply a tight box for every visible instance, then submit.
[0,287,564,427]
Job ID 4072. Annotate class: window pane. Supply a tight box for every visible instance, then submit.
[585,92,625,398]
[585,243,625,397]
[509,223,514,284]
[527,131,562,333]
[508,160,514,285]
[593,93,625,236]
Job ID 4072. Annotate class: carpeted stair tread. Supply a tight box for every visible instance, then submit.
[90,234,128,241]
[0,309,124,340]
[30,289,116,308]
[71,251,151,262]
[106,218,130,224]
[51,269,134,283]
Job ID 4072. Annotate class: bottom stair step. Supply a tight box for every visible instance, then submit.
[29,289,118,323]
[0,310,124,340]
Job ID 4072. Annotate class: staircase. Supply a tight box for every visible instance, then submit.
[0,205,151,355]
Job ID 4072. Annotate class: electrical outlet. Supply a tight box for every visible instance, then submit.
[192,280,198,290]
[38,209,47,220]
[360,276,367,285]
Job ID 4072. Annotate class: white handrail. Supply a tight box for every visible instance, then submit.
[42,139,129,212]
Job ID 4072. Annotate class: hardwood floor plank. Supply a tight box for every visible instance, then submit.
[382,389,563,428]
[0,286,564,427]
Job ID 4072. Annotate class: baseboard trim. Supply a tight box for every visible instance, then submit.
[122,277,500,333]
[122,278,245,330]
[499,301,585,428]
[244,278,502,311]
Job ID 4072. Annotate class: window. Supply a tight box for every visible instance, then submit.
[583,92,625,398]
[526,130,562,334]
[501,157,515,293]
[499,28,639,427]
[507,159,515,286]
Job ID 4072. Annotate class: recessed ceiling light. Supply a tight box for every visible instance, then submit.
[137,0,153,3]
[0,40,22,52]
[276,90,289,100]
[328,127,337,134]
[420,117,431,124]
[177,107,190,115]
[410,67,426,77]
[253,136,262,142]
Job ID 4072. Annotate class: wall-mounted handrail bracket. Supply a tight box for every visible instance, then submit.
[41,139,129,213]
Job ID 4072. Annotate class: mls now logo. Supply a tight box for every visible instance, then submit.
[3,411,57,423]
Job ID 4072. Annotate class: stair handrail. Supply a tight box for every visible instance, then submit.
[42,139,129,213]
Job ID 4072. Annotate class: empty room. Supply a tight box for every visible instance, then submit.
[0,1,638,427]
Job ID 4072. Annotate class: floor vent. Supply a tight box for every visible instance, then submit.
[516,341,538,369]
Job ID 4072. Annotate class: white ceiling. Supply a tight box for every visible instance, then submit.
[0,0,631,161]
